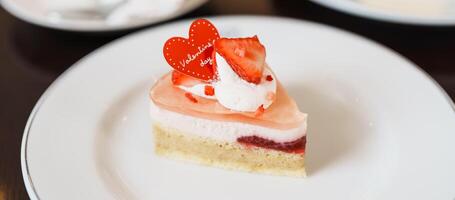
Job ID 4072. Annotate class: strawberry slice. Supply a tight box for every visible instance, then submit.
[171,70,205,87]
[214,36,266,84]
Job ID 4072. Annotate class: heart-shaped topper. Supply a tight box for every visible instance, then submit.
[163,19,220,81]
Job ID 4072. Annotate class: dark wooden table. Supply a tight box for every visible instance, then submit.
[1,0,454,199]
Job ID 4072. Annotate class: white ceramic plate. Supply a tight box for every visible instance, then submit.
[22,16,455,199]
[0,0,207,31]
[311,0,455,26]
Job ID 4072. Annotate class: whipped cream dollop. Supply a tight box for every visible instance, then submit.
[178,53,277,112]
[213,53,276,112]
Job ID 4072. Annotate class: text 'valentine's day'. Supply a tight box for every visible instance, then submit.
[179,40,214,68]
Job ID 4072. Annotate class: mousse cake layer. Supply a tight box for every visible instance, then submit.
[150,101,307,144]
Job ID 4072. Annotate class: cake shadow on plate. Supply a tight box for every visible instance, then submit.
[287,84,371,176]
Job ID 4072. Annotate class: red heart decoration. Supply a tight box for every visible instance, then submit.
[163,19,220,81]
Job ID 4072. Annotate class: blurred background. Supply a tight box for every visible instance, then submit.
[1,0,455,199]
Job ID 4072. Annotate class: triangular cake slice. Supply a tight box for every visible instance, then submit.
[149,20,308,177]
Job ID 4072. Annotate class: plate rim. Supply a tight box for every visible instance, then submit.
[310,0,455,26]
[0,0,208,32]
[20,15,455,200]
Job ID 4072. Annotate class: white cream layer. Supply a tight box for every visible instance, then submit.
[150,101,307,143]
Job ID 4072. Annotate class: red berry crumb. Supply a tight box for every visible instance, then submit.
[255,105,265,117]
[184,93,198,103]
[266,75,273,81]
[204,85,215,96]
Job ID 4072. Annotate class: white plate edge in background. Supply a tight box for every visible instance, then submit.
[1,0,208,32]
[310,0,455,26]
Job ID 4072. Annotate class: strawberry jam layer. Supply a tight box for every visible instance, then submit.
[237,136,306,154]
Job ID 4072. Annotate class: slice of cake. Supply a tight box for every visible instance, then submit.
[149,19,308,177]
